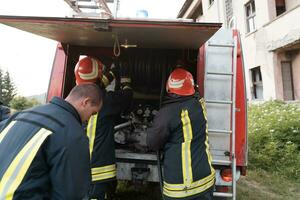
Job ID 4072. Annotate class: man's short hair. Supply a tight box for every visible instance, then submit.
[68,83,102,105]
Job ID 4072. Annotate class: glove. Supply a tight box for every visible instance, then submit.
[119,62,131,89]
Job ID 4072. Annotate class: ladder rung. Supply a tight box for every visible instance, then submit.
[212,160,231,165]
[206,100,232,104]
[214,192,233,197]
[207,72,233,76]
[77,0,92,2]
[78,5,99,9]
[209,129,232,134]
[208,43,235,48]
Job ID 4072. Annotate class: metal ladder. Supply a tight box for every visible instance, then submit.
[64,0,113,18]
[204,31,238,200]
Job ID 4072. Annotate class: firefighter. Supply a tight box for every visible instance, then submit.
[0,101,10,122]
[145,68,215,200]
[0,83,102,199]
[74,56,133,200]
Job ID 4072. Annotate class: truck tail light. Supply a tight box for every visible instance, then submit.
[220,169,232,182]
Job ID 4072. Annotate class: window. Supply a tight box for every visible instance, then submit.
[209,0,214,5]
[251,67,263,99]
[281,62,294,100]
[225,0,233,27]
[245,0,256,33]
[276,0,286,16]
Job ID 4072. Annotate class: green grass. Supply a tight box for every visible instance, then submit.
[237,169,300,200]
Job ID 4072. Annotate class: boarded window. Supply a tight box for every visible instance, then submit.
[281,61,294,100]
[251,66,263,99]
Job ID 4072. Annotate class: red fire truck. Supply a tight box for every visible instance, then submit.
[0,15,247,199]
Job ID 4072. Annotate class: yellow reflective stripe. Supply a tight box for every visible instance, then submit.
[163,170,215,191]
[109,71,116,80]
[91,164,116,182]
[163,175,215,198]
[92,170,116,182]
[91,164,116,175]
[181,110,193,186]
[101,75,109,87]
[0,121,16,144]
[199,98,215,173]
[0,128,52,200]
[199,98,207,121]
[87,114,98,157]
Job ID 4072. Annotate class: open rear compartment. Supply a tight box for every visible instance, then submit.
[61,45,199,182]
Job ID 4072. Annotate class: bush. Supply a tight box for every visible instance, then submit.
[248,100,300,180]
[9,96,40,111]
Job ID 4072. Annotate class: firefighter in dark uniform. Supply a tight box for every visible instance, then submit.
[0,83,102,199]
[0,101,10,122]
[145,68,215,200]
[74,56,133,200]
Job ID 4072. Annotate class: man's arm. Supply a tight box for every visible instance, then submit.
[146,109,169,151]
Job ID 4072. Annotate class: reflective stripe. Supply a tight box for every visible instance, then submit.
[0,128,52,200]
[181,110,193,186]
[92,171,116,182]
[199,98,215,173]
[163,175,215,198]
[91,164,116,182]
[78,58,99,80]
[0,121,16,144]
[87,114,98,157]
[101,75,109,87]
[163,170,215,191]
[109,71,116,80]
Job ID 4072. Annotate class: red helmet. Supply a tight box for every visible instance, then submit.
[74,56,104,85]
[166,68,195,96]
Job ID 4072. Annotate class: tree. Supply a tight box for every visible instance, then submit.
[9,96,40,111]
[1,71,16,105]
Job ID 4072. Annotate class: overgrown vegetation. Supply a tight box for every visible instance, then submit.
[248,101,300,180]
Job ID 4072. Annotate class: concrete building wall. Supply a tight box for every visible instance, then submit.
[180,0,300,100]
[197,0,225,23]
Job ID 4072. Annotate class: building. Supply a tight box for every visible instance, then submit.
[178,0,300,101]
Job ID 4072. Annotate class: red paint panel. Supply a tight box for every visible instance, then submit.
[46,43,67,102]
[234,30,247,167]
[197,45,205,97]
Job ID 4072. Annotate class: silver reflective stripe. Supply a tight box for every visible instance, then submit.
[0,121,16,144]
[0,128,52,200]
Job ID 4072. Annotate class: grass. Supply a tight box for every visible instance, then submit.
[114,169,300,200]
[237,169,300,200]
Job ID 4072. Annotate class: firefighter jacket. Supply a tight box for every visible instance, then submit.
[87,88,132,184]
[147,95,215,200]
[0,97,91,200]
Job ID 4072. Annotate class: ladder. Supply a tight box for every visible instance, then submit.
[203,29,238,200]
[64,0,113,18]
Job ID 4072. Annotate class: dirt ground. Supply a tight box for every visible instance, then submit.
[114,170,300,200]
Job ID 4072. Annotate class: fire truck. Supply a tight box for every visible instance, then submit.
[0,14,247,199]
